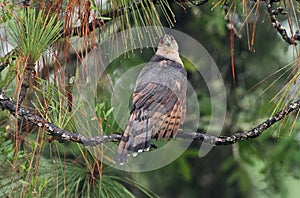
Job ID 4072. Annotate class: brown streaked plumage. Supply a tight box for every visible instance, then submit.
[114,34,187,164]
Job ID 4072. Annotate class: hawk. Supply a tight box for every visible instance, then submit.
[114,34,187,164]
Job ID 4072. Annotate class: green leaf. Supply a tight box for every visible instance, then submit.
[6,8,62,63]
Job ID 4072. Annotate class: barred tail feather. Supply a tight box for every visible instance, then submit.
[113,134,129,165]
[113,118,152,165]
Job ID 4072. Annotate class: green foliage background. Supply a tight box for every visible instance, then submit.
[1,0,300,198]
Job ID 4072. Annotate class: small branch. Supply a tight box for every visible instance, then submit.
[266,0,298,45]
[0,50,16,72]
[0,90,299,147]
[177,99,300,145]
[18,62,35,104]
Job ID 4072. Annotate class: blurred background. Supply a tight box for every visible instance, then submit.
[1,0,300,197]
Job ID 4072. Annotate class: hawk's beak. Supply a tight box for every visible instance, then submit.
[164,42,171,47]
[162,35,174,47]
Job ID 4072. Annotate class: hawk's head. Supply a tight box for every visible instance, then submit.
[158,34,179,53]
[156,34,183,66]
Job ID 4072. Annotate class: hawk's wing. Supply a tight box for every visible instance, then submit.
[132,82,184,140]
[114,59,187,164]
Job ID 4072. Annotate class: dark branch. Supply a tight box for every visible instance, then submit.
[18,62,35,104]
[177,99,299,145]
[0,89,299,147]
[0,90,120,144]
[0,50,16,72]
[266,0,298,45]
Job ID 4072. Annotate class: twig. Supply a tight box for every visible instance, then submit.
[0,50,33,104]
[177,99,300,145]
[266,0,297,45]
[224,2,242,39]
[0,90,299,147]
[17,62,35,104]
[0,50,15,72]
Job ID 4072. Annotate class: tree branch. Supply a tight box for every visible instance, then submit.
[0,90,121,144]
[177,100,299,145]
[0,89,299,147]
[265,0,300,45]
